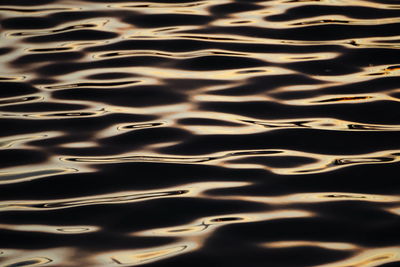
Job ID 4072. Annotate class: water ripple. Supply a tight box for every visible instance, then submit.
[0,0,399,266]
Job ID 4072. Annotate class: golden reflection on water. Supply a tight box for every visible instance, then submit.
[314,247,400,267]
[134,210,313,237]
[1,257,53,267]
[0,247,76,267]
[129,210,313,264]
[0,181,249,212]
[263,240,359,250]
[0,224,99,234]
[0,167,77,185]
[0,0,399,266]
[60,148,400,176]
[387,206,400,216]
[213,192,400,205]
[105,242,198,266]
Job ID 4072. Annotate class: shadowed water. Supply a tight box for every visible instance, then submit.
[0,0,400,266]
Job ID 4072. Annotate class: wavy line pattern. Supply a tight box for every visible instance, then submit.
[0,0,400,266]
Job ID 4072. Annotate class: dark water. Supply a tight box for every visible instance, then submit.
[1,0,400,266]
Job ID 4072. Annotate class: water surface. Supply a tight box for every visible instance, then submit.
[0,0,400,266]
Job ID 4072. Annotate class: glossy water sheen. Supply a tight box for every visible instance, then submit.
[0,0,400,266]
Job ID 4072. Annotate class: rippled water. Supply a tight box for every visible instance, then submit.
[1,0,400,266]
